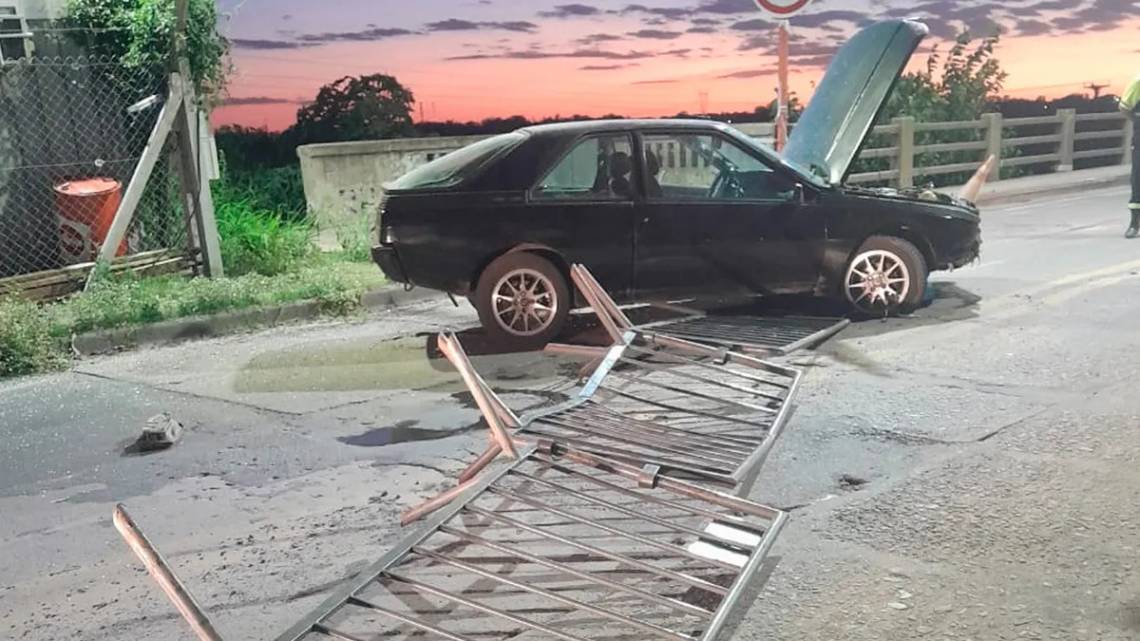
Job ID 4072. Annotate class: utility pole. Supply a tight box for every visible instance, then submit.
[1085,82,1109,99]
[698,90,709,115]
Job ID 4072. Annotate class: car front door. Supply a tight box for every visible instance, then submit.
[633,130,823,301]
[526,132,637,299]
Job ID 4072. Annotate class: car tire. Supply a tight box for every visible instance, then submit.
[843,235,927,316]
[475,252,570,350]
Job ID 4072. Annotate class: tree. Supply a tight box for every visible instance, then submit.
[853,32,1009,184]
[881,33,1007,123]
[291,74,415,144]
[62,0,229,94]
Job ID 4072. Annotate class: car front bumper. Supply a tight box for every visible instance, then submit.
[371,245,409,283]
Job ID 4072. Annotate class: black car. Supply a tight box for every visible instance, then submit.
[373,19,982,347]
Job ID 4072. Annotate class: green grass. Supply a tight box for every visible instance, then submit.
[0,256,386,380]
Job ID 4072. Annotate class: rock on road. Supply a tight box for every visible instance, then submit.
[2,185,1139,640]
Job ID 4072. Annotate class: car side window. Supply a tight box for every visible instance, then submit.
[642,133,791,201]
[533,134,635,201]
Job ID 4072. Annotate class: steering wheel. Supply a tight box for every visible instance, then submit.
[710,170,744,199]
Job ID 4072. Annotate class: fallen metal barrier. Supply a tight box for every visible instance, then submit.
[115,444,787,641]
[533,334,801,487]
[640,313,850,356]
[567,263,848,356]
[112,264,809,641]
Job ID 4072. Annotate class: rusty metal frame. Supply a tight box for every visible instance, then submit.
[567,262,848,356]
[273,444,787,641]
[526,331,801,488]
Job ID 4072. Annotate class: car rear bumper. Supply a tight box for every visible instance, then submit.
[372,245,409,283]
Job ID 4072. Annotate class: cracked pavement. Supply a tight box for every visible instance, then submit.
[2,186,1140,640]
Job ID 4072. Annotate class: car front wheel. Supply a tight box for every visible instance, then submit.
[843,236,927,316]
[475,252,570,350]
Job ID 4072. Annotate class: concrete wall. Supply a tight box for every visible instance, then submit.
[296,135,488,247]
[295,123,776,243]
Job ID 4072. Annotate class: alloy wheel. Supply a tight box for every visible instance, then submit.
[491,268,558,337]
[845,249,911,313]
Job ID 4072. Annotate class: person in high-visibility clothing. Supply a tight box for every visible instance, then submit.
[1121,73,1140,238]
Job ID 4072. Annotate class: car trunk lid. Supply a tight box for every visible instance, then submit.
[783,19,929,186]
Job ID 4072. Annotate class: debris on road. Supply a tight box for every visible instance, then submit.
[133,413,183,452]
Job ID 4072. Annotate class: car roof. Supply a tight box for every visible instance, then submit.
[519,118,733,139]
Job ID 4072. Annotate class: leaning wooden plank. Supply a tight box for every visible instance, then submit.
[98,78,184,265]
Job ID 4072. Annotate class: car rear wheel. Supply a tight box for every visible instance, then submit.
[475,252,570,350]
[844,236,927,316]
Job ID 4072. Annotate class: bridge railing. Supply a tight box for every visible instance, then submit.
[736,109,1132,187]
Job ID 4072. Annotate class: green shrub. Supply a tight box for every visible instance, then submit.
[215,196,313,276]
[0,298,66,378]
[336,202,376,262]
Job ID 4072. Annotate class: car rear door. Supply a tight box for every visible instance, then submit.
[525,132,637,298]
[633,130,823,300]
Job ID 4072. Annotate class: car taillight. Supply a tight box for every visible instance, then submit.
[380,225,397,245]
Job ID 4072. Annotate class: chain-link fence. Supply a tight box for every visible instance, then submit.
[0,55,192,284]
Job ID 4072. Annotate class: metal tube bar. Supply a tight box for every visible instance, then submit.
[532,415,743,466]
[438,526,714,619]
[438,333,519,458]
[624,344,790,390]
[617,355,787,403]
[565,405,753,456]
[341,597,477,641]
[457,442,502,484]
[112,504,224,641]
[574,264,635,330]
[551,448,783,520]
[516,431,735,482]
[600,385,771,429]
[570,266,626,344]
[401,476,483,526]
[698,510,788,641]
[410,550,695,641]
[544,342,612,359]
[509,471,752,550]
[385,572,595,641]
[607,370,777,414]
[529,456,758,526]
[463,506,729,595]
[487,488,741,572]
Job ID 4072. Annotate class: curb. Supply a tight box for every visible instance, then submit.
[938,167,1131,206]
[73,285,440,356]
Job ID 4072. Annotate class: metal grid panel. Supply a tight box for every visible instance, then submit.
[277,446,785,641]
[641,315,850,355]
[522,335,801,487]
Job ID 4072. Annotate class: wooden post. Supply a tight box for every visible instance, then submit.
[894,116,915,188]
[97,79,183,265]
[1056,108,1076,172]
[174,56,224,277]
[982,112,1003,182]
[1122,116,1134,167]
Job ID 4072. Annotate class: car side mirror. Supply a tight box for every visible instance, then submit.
[791,183,805,204]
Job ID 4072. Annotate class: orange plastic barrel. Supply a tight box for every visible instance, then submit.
[54,177,125,263]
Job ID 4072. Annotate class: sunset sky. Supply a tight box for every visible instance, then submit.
[214,0,1140,131]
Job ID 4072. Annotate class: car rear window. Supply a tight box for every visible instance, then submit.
[387,132,527,191]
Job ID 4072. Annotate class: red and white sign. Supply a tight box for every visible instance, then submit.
[753,0,811,16]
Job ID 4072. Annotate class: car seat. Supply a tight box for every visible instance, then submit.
[645,150,663,197]
[609,152,633,198]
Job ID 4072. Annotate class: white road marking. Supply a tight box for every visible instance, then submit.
[988,187,1130,214]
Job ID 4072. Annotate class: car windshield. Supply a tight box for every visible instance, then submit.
[387,132,527,191]
[719,126,830,188]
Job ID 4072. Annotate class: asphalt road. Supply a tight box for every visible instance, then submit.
[2,184,1139,640]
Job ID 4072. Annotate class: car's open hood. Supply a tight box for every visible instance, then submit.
[783,19,929,185]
